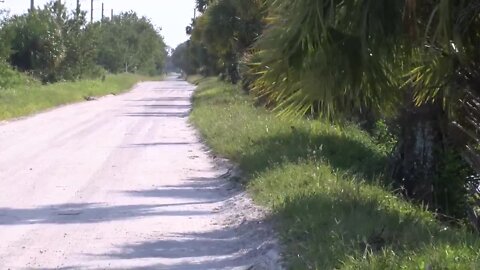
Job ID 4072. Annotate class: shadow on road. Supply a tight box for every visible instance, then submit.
[130,104,192,109]
[98,219,274,270]
[123,176,235,201]
[122,142,196,148]
[126,97,192,102]
[27,218,275,269]
[0,176,233,226]
[123,112,189,118]
[17,175,275,270]
[0,203,210,225]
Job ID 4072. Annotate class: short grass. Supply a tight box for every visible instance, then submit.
[186,75,205,85]
[189,77,480,269]
[0,73,154,121]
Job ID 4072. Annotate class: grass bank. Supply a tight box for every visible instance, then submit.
[189,77,480,269]
[0,73,154,121]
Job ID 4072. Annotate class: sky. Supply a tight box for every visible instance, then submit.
[1,0,196,48]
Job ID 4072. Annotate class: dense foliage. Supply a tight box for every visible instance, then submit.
[94,12,167,76]
[0,1,167,83]
[177,0,480,235]
[191,77,480,269]
[173,0,264,83]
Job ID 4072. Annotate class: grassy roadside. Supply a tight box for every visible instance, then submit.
[0,73,156,121]
[189,77,480,269]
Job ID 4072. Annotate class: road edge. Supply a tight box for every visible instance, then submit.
[187,78,285,269]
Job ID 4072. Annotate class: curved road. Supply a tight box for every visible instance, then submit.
[0,76,277,270]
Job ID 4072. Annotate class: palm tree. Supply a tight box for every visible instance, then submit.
[249,0,480,216]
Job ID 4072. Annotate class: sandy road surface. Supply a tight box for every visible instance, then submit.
[0,76,280,270]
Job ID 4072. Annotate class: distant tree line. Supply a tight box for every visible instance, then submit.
[0,1,167,83]
[172,0,264,84]
[174,0,480,229]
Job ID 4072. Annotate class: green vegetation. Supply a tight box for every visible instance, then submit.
[173,0,264,82]
[190,77,480,269]
[244,1,480,220]
[177,0,480,234]
[0,1,167,83]
[0,2,166,121]
[0,73,146,121]
[94,12,167,76]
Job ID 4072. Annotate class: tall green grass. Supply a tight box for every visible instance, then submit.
[190,77,480,269]
[0,73,152,121]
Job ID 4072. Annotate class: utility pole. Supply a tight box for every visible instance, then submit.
[101,3,104,21]
[111,9,113,19]
[30,0,34,12]
[90,0,94,23]
[76,0,80,17]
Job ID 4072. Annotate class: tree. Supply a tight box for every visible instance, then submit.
[246,0,480,218]
[0,3,167,81]
[51,1,99,80]
[195,0,211,13]
[1,5,65,82]
[0,8,9,60]
[185,0,265,83]
[95,12,167,75]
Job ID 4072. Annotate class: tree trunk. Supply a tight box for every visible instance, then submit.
[391,93,447,208]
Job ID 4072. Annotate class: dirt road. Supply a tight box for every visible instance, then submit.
[0,76,280,270]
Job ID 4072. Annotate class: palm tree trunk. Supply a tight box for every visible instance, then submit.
[391,92,447,208]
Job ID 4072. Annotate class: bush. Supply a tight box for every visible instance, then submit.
[0,2,167,82]
[0,62,33,89]
[1,8,64,83]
